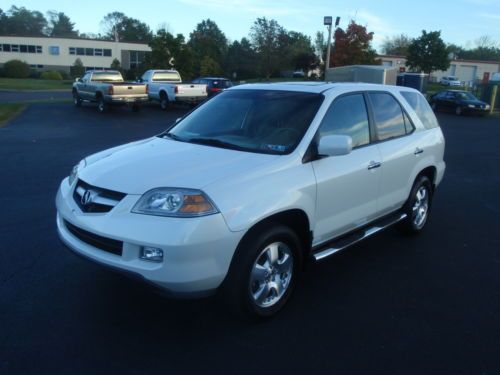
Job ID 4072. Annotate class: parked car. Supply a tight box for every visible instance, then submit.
[292,70,306,78]
[57,83,445,318]
[140,70,207,110]
[72,70,148,113]
[440,76,462,86]
[192,77,233,97]
[429,90,490,115]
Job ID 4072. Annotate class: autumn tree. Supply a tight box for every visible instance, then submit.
[331,21,378,67]
[406,30,450,74]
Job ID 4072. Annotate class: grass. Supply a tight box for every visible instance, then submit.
[0,103,26,126]
[0,77,73,90]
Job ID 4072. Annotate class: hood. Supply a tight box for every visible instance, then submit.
[78,137,278,194]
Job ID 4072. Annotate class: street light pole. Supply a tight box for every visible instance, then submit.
[324,16,340,81]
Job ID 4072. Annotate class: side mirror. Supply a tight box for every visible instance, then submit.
[318,135,352,157]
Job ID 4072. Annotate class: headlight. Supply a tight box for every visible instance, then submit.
[485,104,491,110]
[68,159,86,186]
[468,104,475,108]
[132,188,219,217]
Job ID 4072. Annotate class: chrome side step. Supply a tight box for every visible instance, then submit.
[312,212,407,261]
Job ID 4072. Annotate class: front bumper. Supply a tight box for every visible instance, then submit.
[56,178,244,296]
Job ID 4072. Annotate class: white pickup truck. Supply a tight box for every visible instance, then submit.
[140,70,207,110]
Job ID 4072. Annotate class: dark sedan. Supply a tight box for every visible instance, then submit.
[192,77,233,97]
[429,90,490,116]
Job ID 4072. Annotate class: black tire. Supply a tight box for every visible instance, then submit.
[73,91,82,107]
[455,106,463,116]
[97,96,107,113]
[399,175,433,235]
[222,224,302,319]
[160,93,169,111]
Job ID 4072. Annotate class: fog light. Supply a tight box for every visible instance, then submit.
[140,247,163,262]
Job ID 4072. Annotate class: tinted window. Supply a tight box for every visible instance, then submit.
[152,72,181,82]
[20,45,27,53]
[400,91,440,129]
[103,49,112,56]
[369,92,406,141]
[3,44,10,52]
[91,72,123,82]
[76,48,84,55]
[213,80,232,89]
[85,48,94,56]
[318,94,370,148]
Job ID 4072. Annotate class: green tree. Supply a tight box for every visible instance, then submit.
[0,9,7,34]
[225,38,259,79]
[250,17,285,78]
[100,12,152,42]
[2,6,47,36]
[381,34,412,56]
[199,56,221,76]
[110,58,121,70]
[147,29,194,80]
[47,11,78,37]
[188,19,228,76]
[71,58,85,78]
[3,59,30,78]
[331,21,378,67]
[406,30,450,74]
[283,31,317,71]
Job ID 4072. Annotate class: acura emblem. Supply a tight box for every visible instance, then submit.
[81,190,94,205]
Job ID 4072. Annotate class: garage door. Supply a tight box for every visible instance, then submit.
[460,65,477,83]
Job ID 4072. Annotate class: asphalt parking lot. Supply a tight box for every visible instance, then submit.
[1,102,499,374]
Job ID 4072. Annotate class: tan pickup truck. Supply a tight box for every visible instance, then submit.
[72,70,148,113]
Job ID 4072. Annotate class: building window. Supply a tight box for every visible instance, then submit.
[28,45,35,53]
[103,49,112,57]
[36,45,42,53]
[11,44,19,52]
[94,48,103,56]
[129,50,148,69]
[85,48,94,56]
[20,45,27,53]
[76,47,84,55]
[69,47,75,55]
[49,46,59,55]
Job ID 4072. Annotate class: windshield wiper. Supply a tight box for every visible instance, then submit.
[187,137,247,151]
[162,132,185,141]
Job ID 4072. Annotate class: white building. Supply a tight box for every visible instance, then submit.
[0,36,151,72]
[379,54,500,85]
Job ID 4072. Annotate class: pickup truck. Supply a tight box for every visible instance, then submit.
[139,69,207,110]
[72,70,148,113]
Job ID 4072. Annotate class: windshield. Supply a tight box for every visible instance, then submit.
[456,92,476,100]
[164,89,324,154]
[91,72,123,82]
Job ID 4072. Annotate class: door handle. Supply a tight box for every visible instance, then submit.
[367,161,381,170]
[414,148,424,155]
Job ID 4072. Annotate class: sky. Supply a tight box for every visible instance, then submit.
[4,0,500,51]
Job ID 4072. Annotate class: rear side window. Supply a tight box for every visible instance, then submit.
[400,91,440,129]
[369,92,406,141]
[318,93,370,148]
[152,72,181,82]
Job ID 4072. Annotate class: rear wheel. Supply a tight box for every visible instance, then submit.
[73,91,82,107]
[223,225,302,319]
[97,96,108,113]
[399,175,433,235]
[160,93,169,111]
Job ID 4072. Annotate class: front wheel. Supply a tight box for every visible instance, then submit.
[73,91,82,107]
[160,94,169,111]
[455,106,463,116]
[222,225,302,319]
[399,175,433,235]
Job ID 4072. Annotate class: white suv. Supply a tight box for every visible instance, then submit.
[56,83,446,318]
[440,76,461,86]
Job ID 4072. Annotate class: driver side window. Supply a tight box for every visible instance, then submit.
[318,94,370,148]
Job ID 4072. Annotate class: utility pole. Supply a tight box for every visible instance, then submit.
[324,16,340,81]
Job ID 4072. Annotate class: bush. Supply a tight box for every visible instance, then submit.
[3,60,30,78]
[40,71,63,80]
[58,70,70,80]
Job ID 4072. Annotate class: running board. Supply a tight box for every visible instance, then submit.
[312,212,407,261]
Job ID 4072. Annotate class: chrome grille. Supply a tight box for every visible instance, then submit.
[73,179,126,213]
